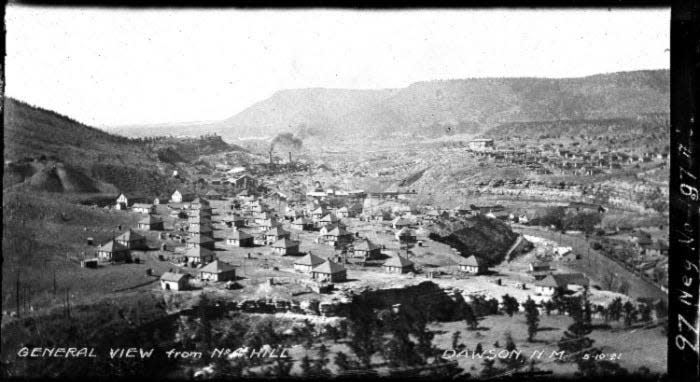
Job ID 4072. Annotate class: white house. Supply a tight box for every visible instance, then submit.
[293,252,325,273]
[132,203,155,214]
[198,260,236,282]
[171,190,183,203]
[311,260,347,283]
[160,272,190,291]
[115,193,129,210]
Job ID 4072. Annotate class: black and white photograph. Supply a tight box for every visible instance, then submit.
[2,4,685,380]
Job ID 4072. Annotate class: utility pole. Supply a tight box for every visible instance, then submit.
[16,270,21,318]
[66,289,71,318]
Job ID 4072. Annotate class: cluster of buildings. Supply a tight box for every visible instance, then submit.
[471,140,668,178]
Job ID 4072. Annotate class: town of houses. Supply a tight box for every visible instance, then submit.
[80,139,667,321]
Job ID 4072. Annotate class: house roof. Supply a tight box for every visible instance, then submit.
[395,227,416,237]
[98,240,129,253]
[326,226,351,237]
[461,255,485,267]
[139,214,163,224]
[312,207,325,214]
[189,215,212,224]
[160,272,190,282]
[383,255,414,268]
[294,252,325,266]
[292,217,312,224]
[266,226,290,236]
[183,246,215,258]
[199,260,236,274]
[228,229,252,240]
[312,259,346,274]
[354,239,380,251]
[530,261,550,269]
[132,203,153,208]
[204,190,221,196]
[319,213,338,222]
[536,273,589,287]
[115,229,145,242]
[190,224,213,234]
[272,238,299,248]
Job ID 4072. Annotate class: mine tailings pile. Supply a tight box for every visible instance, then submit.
[427,214,530,266]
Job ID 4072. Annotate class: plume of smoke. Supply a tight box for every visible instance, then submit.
[269,132,303,153]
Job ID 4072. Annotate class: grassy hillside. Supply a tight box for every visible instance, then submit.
[4,98,171,194]
[220,88,399,138]
[3,98,240,196]
[486,114,669,143]
[217,70,669,140]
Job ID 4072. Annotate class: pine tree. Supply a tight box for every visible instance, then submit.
[474,342,484,356]
[311,343,331,377]
[583,300,593,328]
[523,296,540,342]
[500,331,523,370]
[639,303,652,322]
[269,350,293,378]
[463,303,479,330]
[451,330,462,350]
[324,324,340,343]
[347,297,380,369]
[608,297,623,322]
[623,301,636,327]
[299,355,312,377]
[544,300,554,316]
[334,351,352,372]
[558,297,596,375]
[502,294,520,317]
[480,358,501,378]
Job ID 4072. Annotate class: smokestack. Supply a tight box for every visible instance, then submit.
[269,151,273,165]
[289,151,292,164]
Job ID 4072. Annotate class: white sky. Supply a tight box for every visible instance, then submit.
[5,6,670,128]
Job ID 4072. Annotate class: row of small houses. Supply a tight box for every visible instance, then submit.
[114,185,255,213]
[160,251,490,292]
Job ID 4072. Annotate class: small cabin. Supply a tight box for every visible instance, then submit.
[293,253,325,273]
[353,239,382,260]
[383,255,414,274]
[226,229,254,247]
[271,238,300,255]
[132,203,156,214]
[96,240,131,262]
[115,229,147,250]
[160,272,190,291]
[311,260,347,283]
[198,260,237,282]
[137,215,164,231]
[459,255,488,275]
[185,234,216,250]
[291,217,313,231]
